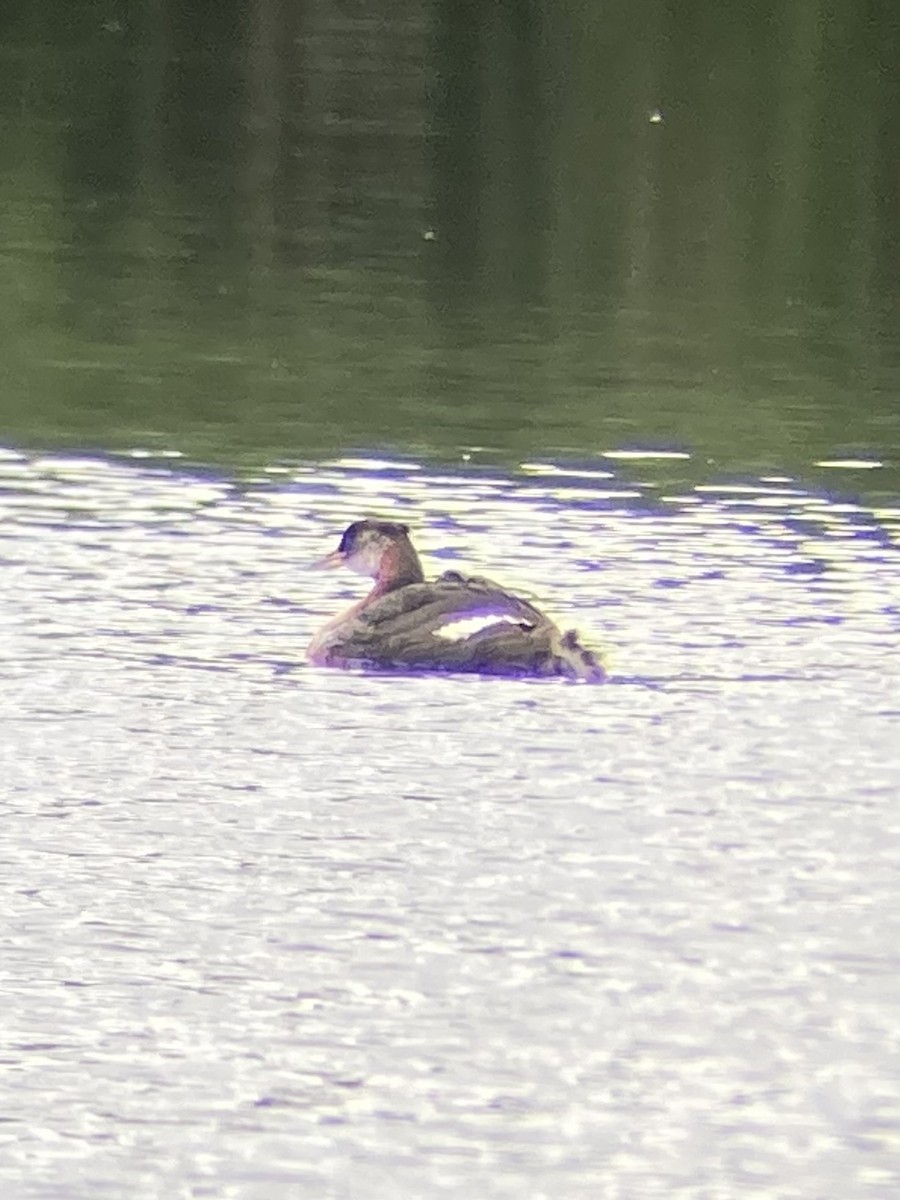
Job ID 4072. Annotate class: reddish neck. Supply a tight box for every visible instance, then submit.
[364,541,424,604]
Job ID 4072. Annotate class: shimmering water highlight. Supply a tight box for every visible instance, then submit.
[1,448,899,1199]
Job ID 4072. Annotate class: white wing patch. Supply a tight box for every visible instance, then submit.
[433,614,522,642]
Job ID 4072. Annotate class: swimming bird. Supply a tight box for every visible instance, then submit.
[307,520,605,681]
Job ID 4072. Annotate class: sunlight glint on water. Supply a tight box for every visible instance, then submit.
[1,448,899,1199]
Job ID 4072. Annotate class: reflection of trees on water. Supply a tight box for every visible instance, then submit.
[15,0,895,311]
[45,1,427,282]
[2,0,900,465]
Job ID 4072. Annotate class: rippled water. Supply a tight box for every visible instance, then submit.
[2,447,899,1199]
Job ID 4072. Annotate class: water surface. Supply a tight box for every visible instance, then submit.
[3,2,900,1194]
[2,448,899,1198]
[4,2,900,472]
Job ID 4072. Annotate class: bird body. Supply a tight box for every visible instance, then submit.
[308,521,606,683]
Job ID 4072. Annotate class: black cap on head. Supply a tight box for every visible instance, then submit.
[337,520,410,554]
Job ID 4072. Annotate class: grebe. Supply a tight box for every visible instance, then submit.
[307,520,606,682]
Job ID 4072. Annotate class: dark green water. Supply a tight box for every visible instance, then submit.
[3,0,900,493]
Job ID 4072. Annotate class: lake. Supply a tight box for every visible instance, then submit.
[2,1,900,1197]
